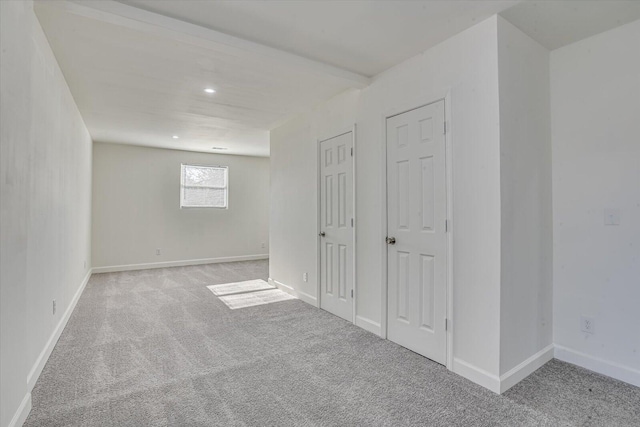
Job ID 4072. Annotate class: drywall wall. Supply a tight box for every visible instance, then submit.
[551,20,640,386]
[269,90,359,303]
[497,17,554,378]
[92,143,269,270]
[270,17,504,384]
[358,17,503,380]
[1,1,93,426]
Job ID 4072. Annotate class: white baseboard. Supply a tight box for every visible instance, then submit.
[452,345,555,394]
[355,315,382,336]
[554,345,640,388]
[499,344,554,393]
[93,254,269,273]
[27,268,93,391]
[268,278,317,306]
[8,392,31,427]
[452,358,501,394]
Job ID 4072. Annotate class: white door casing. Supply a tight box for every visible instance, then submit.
[386,100,447,365]
[319,131,354,322]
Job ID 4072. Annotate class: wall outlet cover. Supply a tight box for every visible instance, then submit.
[581,316,595,334]
[604,208,621,226]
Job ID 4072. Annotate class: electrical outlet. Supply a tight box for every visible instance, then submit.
[156,248,161,256]
[581,316,595,334]
[604,208,621,226]
[303,272,308,282]
[261,242,266,249]
[52,300,56,315]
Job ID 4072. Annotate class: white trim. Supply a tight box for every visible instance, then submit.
[58,0,370,88]
[8,392,31,427]
[452,358,501,394]
[555,345,640,388]
[355,315,382,336]
[92,255,269,273]
[380,107,388,340]
[268,278,317,306]
[499,344,554,393]
[27,269,92,390]
[351,125,358,325]
[443,92,454,371]
[454,345,555,394]
[317,126,355,146]
[315,134,323,309]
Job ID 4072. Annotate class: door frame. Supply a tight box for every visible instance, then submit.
[380,91,454,369]
[316,125,357,324]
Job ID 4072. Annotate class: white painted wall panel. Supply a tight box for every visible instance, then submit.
[551,20,640,384]
[1,1,92,425]
[497,16,553,376]
[92,143,269,269]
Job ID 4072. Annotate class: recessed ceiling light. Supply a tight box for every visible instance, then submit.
[211,147,227,150]
[204,88,216,94]
[172,135,179,139]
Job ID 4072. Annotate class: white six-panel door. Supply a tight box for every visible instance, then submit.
[386,101,447,365]
[319,132,354,322]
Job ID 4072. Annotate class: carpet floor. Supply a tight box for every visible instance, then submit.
[25,260,640,426]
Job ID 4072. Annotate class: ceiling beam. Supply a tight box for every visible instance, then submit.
[53,0,371,88]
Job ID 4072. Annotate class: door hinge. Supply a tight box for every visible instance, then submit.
[350,147,353,156]
[445,318,449,331]
[445,219,449,232]
[351,289,354,298]
[351,218,354,227]
[443,121,447,135]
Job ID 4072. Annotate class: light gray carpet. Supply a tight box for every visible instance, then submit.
[25,260,640,426]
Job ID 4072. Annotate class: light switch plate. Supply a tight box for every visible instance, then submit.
[604,209,621,226]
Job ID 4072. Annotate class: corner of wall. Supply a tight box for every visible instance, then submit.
[496,13,553,384]
[268,278,317,307]
[499,344,554,393]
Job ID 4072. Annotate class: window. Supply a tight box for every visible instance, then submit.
[180,164,228,208]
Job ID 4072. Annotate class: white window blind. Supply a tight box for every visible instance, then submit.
[180,164,228,208]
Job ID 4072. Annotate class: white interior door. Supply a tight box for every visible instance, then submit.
[386,101,447,364]
[319,132,354,322]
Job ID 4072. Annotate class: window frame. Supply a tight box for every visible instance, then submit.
[180,163,229,209]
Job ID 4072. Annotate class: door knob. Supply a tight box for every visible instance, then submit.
[386,236,396,245]
[319,232,326,237]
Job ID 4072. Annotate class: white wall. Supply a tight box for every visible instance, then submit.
[551,20,640,386]
[0,1,93,426]
[358,18,503,380]
[270,17,504,384]
[92,142,269,270]
[270,90,360,303]
[497,17,554,377]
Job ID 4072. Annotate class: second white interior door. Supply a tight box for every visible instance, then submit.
[319,131,354,322]
[386,101,447,365]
